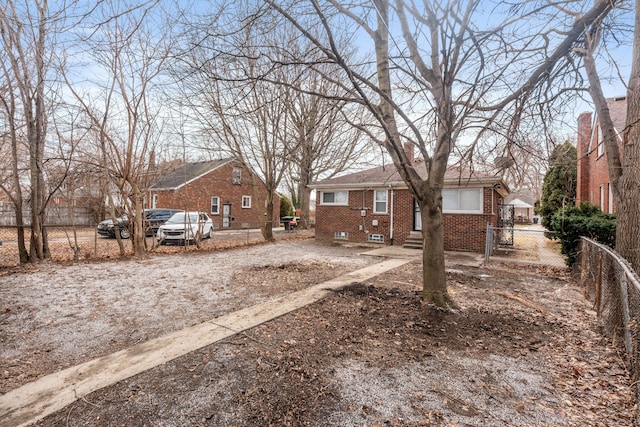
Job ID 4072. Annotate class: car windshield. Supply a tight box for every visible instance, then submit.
[166,213,198,223]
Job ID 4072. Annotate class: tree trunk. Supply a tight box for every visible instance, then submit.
[262,197,275,242]
[419,189,457,309]
[615,0,640,271]
[299,185,311,230]
[6,103,29,262]
[27,1,50,262]
[132,194,146,258]
[297,163,312,230]
[582,37,623,204]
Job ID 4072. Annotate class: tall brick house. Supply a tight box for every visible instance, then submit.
[576,96,626,213]
[149,158,280,230]
[309,160,509,252]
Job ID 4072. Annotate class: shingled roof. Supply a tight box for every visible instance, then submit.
[311,160,507,192]
[151,158,234,190]
[607,96,627,135]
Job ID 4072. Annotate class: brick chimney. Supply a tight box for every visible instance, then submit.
[576,112,592,205]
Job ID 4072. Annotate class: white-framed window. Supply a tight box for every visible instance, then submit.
[320,191,348,205]
[373,190,388,214]
[211,196,220,215]
[600,185,605,210]
[442,188,483,213]
[597,125,605,157]
[242,195,251,208]
[334,231,348,239]
[152,194,158,209]
[232,167,242,185]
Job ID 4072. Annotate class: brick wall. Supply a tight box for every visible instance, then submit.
[576,113,620,214]
[315,187,498,252]
[151,162,279,229]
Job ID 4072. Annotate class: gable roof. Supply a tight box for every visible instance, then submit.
[590,96,627,151]
[508,198,534,209]
[311,160,509,194]
[607,96,627,134]
[151,158,235,190]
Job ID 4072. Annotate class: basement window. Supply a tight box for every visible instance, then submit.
[368,234,384,243]
[334,231,348,240]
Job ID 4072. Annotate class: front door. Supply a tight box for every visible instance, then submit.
[414,199,422,231]
[222,203,231,228]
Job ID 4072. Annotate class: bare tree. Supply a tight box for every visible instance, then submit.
[266,0,620,307]
[176,9,302,241]
[285,51,375,229]
[64,1,172,257]
[578,2,640,270]
[0,0,68,262]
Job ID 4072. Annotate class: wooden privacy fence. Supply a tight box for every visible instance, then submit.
[0,206,94,226]
[575,237,640,405]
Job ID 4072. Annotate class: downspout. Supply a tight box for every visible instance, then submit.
[389,186,394,244]
[491,188,494,214]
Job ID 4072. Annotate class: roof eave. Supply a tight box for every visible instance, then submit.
[310,176,506,190]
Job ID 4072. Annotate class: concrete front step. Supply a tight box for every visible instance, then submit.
[403,231,423,249]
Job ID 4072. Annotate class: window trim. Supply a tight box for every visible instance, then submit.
[211,196,220,215]
[597,125,605,157]
[442,188,483,214]
[334,231,348,240]
[242,195,252,209]
[232,167,242,185]
[320,191,349,206]
[373,189,388,214]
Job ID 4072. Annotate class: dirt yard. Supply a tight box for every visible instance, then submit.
[0,238,636,426]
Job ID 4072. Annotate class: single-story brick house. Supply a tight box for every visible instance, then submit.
[309,160,509,252]
[576,96,626,214]
[149,158,280,230]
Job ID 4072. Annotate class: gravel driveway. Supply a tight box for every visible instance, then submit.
[0,239,376,393]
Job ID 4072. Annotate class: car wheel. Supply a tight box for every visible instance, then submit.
[205,228,212,239]
[120,228,130,239]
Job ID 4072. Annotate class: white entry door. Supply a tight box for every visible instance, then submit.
[414,199,422,231]
[222,204,231,228]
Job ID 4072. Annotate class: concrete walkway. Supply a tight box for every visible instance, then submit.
[0,258,411,427]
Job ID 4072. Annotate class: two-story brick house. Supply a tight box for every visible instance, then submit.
[576,96,626,213]
[149,158,280,230]
[310,159,509,252]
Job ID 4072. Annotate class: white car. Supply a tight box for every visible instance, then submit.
[156,211,214,244]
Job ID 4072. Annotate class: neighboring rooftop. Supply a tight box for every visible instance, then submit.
[606,96,627,134]
[311,160,508,191]
[151,158,233,190]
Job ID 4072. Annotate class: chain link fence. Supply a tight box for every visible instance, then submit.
[485,225,565,267]
[0,222,306,268]
[574,237,640,406]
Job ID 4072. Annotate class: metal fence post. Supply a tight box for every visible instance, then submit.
[484,223,493,263]
[619,274,634,368]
